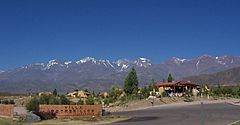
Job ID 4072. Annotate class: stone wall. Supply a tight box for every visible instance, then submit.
[0,104,14,117]
[39,105,102,118]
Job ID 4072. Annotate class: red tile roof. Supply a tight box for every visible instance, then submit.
[156,81,198,87]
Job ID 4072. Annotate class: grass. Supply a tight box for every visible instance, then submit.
[23,115,129,125]
[0,117,12,125]
[231,121,240,125]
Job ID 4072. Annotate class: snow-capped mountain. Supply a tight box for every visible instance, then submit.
[1,55,240,93]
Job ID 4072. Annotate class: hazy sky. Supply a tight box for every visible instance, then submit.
[0,0,239,69]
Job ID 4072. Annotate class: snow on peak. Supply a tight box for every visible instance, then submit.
[99,59,109,67]
[115,59,131,70]
[122,64,129,69]
[48,59,58,65]
[196,60,200,70]
[172,57,187,65]
[0,70,4,74]
[134,58,151,67]
[231,59,234,63]
[115,59,130,66]
[76,57,97,64]
[45,59,59,69]
[33,63,45,66]
[139,57,150,62]
[64,61,72,65]
[217,60,226,65]
[105,60,115,68]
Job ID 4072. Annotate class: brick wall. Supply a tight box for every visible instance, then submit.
[39,105,102,118]
[0,104,14,117]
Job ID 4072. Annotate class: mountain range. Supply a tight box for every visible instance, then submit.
[183,67,240,86]
[0,55,240,93]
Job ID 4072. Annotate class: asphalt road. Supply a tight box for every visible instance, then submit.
[109,102,240,125]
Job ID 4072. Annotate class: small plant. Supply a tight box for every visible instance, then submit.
[77,99,84,105]
[85,97,95,105]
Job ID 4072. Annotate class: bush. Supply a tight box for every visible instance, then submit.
[108,84,124,102]
[26,95,71,112]
[211,86,240,97]
[103,97,113,106]
[85,97,95,105]
[2,100,9,104]
[77,99,84,105]
[59,95,70,105]
[26,97,39,112]
[9,100,15,104]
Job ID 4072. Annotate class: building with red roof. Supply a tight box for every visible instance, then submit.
[156,81,199,97]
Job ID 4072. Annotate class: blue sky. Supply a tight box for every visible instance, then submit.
[0,0,240,69]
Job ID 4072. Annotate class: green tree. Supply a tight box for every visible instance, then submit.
[140,86,150,99]
[77,99,84,105]
[53,89,58,96]
[109,84,123,102]
[26,97,39,112]
[167,73,174,82]
[85,96,95,105]
[49,96,60,105]
[237,87,240,96]
[39,95,50,104]
[124,68,139,95]
[60,95,70,105]
[103,97,113,106]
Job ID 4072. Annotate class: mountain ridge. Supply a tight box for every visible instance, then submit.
[183,67,240,86]
[1,55,240,93]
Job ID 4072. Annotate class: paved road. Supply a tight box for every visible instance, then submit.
[109,103,240,125]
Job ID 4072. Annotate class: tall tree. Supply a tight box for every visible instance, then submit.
[124,68,139,95]
[167,73,174,82]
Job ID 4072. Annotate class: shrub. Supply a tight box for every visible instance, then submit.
[85,97,95,105]
[77,99,84,105]
[59,95,70,105]
[103,97,113,106]
[26,97,39,112]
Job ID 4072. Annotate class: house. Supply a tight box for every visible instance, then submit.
[67,90,91,98]
[156,81,199,97]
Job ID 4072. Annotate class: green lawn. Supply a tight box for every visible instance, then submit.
[0,118,12,125]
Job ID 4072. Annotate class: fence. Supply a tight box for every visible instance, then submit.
[0,104,14,117]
